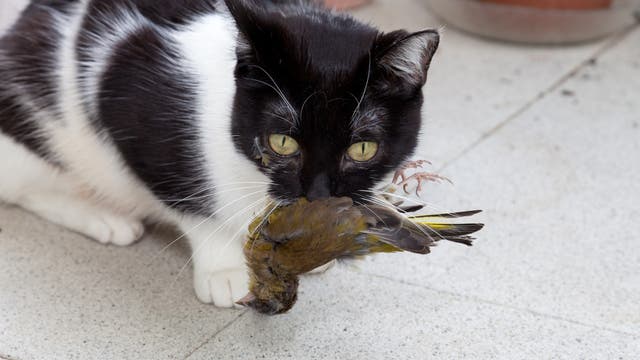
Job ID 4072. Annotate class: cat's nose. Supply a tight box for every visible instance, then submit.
[306,173,331,201]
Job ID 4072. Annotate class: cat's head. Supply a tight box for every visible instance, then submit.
[226,0,439,203]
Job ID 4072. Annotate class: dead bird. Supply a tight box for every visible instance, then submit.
[238,197,483,315]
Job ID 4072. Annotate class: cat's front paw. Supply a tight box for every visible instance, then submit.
[193,268,249,308]
[88,214,145,246]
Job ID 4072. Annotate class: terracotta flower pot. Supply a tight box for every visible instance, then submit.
[426,0,636,44]
[480,0,613,10]
[324,0,371,10]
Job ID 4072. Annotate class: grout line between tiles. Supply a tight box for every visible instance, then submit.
[182,310,248,360]
[437,24,640,173]
[0,353,20,360]
[356,269,640,339]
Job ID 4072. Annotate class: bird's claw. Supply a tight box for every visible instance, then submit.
[398,172,453,196]
[392,160,432,184]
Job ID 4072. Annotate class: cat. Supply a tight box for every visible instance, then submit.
[0,0,439,308]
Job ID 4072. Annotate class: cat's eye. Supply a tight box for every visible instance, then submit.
[269,134,300,156]
[347,141,379,162]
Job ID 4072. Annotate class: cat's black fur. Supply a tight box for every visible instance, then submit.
[97,27,212,214]
[0,1,71,159]
[227,0,439,202]
[1,0,439,213]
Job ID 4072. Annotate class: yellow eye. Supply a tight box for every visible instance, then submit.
[269,134,300,156]
[347,141,379,162]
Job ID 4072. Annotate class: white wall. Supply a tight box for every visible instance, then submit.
[0,0,30,36]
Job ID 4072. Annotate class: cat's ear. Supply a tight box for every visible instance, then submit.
[225,0,264,40]
[374,29,440,92]
[224,0,276,63]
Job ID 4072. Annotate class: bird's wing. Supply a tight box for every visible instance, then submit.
[362,206,484,254]
[360,206,436,254]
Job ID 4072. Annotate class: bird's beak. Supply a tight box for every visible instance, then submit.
[236,293,257,307]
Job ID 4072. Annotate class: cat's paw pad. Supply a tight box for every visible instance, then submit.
[194,268,249,308]
[87,215,144,246]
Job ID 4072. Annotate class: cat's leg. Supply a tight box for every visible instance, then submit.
[180,216,250,308]
[20,193,144,246]
[0,134,144,246]
[182,214,335,307]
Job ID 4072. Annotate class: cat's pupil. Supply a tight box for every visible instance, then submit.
[361,143,366,154]
[281,137,286,147]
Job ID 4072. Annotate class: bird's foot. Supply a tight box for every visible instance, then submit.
[398,172,453,196]
[392,160,432,184]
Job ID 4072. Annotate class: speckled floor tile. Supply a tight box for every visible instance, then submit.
[186,269,639,360]
[354,27,640,335]
[0,207,241,360]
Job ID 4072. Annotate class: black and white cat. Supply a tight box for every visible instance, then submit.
[0,0,439,308]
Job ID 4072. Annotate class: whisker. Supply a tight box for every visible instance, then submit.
[263,111,296,127]
[363,189,450,214]
[300,91,319,120]
[351,51,372,125]
[156,181,270,201]
[147,189,267,266]
[250,200,280,237]
[159,184,267,205]
[247,65,298,123]
[249,200,283,259]
[171,196,268,284]
[247,77,296,125]
[356,197,390,229]
[362,194,449,243]
[208,199,272,271]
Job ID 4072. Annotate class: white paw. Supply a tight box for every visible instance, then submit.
[194,268,249,308]
[86,214,144,246]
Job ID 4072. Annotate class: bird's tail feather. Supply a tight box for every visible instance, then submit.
[410,209,482,220]
[410,209,483,245]
[414,222,484,238]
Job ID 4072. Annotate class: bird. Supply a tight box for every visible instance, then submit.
[237,197,483,315]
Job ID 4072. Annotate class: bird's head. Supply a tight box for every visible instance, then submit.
[237,275,299,315]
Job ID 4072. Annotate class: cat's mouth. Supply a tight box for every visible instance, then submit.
[276,193,370,207]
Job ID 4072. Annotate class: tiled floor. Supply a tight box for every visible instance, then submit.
[2,1,640,359]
